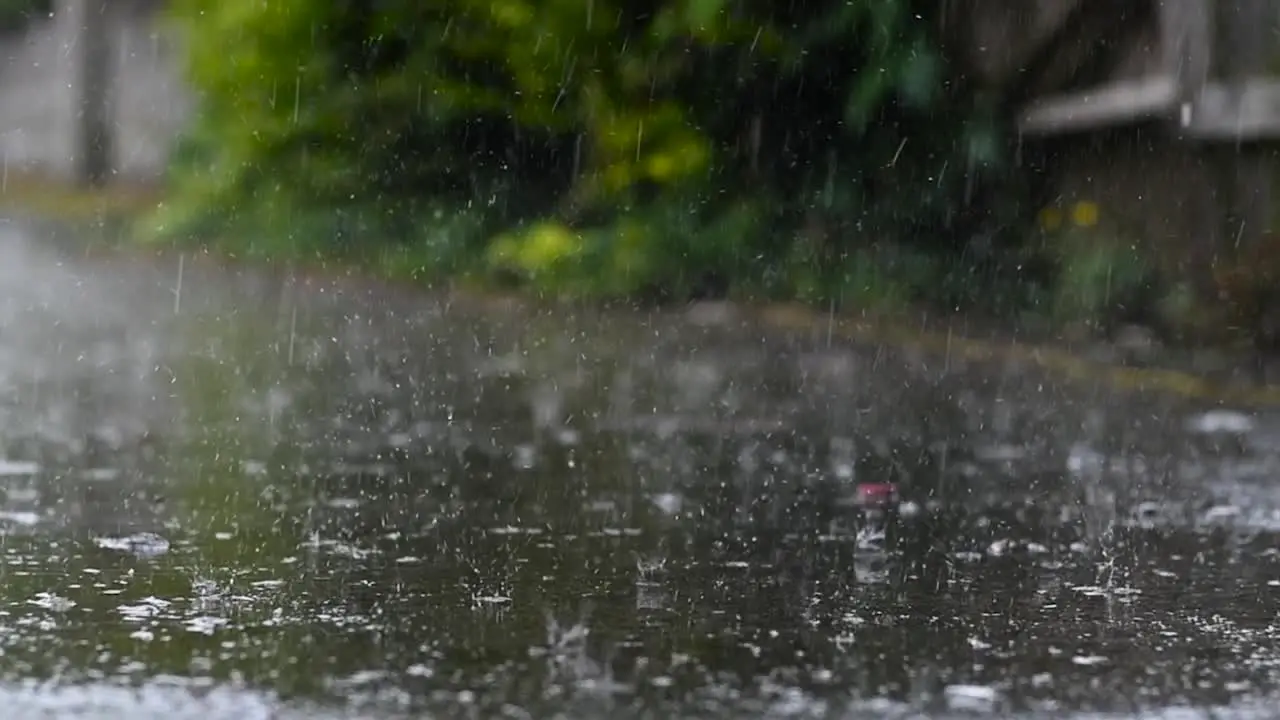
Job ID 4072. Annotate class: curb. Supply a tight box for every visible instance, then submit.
[750,303,1276,409]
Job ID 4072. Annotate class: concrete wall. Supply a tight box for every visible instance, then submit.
[0,0,191,184]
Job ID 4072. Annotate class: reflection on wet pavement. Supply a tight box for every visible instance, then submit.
[2,223,1280,718]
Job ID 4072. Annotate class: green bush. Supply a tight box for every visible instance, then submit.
[0,0,50,32]
[153,0,1015,308]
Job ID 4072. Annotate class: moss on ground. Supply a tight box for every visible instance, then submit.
[0,171,160,220]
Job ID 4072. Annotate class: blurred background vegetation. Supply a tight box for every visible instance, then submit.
[146,0,1089,321]
[0,0,49,32]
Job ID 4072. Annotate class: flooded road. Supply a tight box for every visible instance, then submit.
[3,221,1280,718]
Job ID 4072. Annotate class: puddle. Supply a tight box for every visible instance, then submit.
[2,225,1280,718]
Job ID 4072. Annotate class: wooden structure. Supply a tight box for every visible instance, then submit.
[0,0,182,187]
[58,0,111,187]
[1018,1,1280,139]
[1017,0,1280,311]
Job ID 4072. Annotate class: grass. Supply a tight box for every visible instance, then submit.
[0,170,165,257]
[0,169,163,221]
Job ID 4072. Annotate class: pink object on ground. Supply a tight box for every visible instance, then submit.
[856,482,899,508]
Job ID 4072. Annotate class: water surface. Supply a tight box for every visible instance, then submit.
[1,223,1279,718]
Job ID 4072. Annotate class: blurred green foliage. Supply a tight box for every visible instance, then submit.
[152,0,1028,309]
[0,0,50,32]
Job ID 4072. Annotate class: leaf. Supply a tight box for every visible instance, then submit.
[897,42,941,109]
[686,0,726,30]
[845,69,891,129]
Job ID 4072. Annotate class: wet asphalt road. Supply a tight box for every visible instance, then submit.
[2,220,1280,718]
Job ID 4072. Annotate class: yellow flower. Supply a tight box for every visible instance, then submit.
[489,0,533,28]
[519,222,581,271]
[1071,201,1100,228]
[485,221,583,276]
[645,153,679,183]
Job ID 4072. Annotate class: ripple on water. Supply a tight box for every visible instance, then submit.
[13,230,1280,718]
[93,533,171,559]
[0,460,39,476]
[0,681,364,720]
